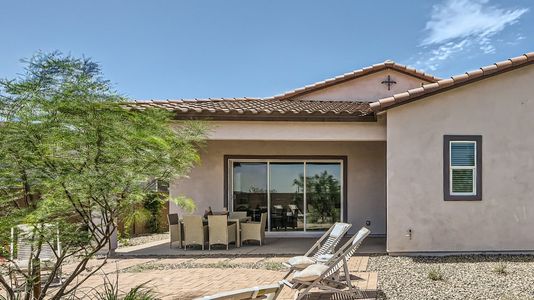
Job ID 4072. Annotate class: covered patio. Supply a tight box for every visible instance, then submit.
[115,236,386,257]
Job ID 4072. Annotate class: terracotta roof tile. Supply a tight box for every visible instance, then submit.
[124,98,375,121]
[265,60,440,100]
[510,55,528,65]
[370,52,534,111]
[480,64,499,75]
[437,78,454,88]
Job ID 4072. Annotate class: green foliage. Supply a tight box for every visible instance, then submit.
[428,267,444,281]
[92,279,157,300]
[493,262,508,275]
[293,171,341,224]
[0,51,206,299]
[143,193,164,233]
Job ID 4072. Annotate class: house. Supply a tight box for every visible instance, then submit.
[128,52,534,255]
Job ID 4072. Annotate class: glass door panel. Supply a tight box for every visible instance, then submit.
[232,162,267,223]
[269,163,304,231]
[305,163,342,231]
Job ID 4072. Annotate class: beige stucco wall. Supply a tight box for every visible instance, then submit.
[386,65,534,253]
[294,70,430,102]
[204,117,386,141]
[170,140,387,235]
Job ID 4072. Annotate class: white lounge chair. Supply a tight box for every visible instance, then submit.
[9,224,62,290]
[195,281,283,300]
[283,222,352,278]
[284,227,372,300]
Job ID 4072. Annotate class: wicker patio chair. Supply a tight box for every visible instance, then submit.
[167,213,181,248]
[228,211,248,220]
[183,215,208,250]
[240,212,267,246]
[208,215,237,250]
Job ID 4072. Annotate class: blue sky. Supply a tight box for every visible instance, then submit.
[1,0,532,99]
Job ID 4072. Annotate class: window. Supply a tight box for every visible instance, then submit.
[444,135,482,201]
[224,156,346,233]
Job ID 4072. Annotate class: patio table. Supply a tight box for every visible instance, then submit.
[176,217,250,249]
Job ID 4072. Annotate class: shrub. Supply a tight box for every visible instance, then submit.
[428,267,444,281]
[493,262,508,275]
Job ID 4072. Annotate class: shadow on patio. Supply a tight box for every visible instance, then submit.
[115,237,386,258]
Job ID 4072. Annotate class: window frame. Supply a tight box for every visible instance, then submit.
[223,155,348,226]
[443,135,482,201]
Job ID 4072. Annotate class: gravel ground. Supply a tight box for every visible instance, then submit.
[368,255,534,300]
[118,233,167,247]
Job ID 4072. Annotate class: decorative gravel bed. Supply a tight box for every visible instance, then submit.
[123,260,286,272]
[118,233,168,247]
[368,255,534,300]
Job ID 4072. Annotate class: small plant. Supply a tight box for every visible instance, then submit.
[493,262,508,275]
[428,267,444,281]
[262,262,286,271]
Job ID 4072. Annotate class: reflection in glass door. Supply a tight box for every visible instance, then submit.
[230,159,342,233]
[305,163,341,231]
[269,163,304,231]
[232,162,267,223]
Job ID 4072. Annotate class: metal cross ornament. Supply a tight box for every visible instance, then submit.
[381,75,397,90]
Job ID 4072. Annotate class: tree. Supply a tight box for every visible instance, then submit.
[0,52,206,299]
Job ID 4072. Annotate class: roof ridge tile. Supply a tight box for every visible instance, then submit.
[370,51,534,111]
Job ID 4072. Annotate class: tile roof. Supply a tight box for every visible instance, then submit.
[265,60,440,101]
[370,52,534,112]
[124,98,375,121]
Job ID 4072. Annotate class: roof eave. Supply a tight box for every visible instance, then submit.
[172,113,377,122]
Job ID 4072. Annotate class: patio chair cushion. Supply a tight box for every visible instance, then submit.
[293,264,329,282]
[330,223,349,238]
[315,253,333,263]
[287,256,315,268]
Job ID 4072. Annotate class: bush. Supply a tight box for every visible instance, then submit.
[493,262,508,275]
[428,267,444,281]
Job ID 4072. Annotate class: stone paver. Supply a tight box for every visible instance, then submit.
[54,256,377,300]
[348,256,369,272]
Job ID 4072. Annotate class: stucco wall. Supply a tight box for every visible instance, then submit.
[170,140,387,235]
[386,65,534,253]
[204,118,386,141]
[294,70,430,102]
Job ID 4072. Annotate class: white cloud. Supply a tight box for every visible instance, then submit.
[422,0,528,46]
[414,0,528,71]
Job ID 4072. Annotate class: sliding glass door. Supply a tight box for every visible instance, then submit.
[269,163,305,231]
[230,158,343,233]
[232,162,268,222]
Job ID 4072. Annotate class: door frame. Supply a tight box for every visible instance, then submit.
[223,155,348,234]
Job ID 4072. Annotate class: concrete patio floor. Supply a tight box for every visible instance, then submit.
[115,237,386,257]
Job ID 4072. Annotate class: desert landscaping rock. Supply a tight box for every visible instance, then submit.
[368,255,534,300]
[119,233,168,247]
